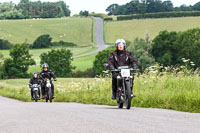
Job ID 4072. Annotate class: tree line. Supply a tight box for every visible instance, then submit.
[0,0,70,19]
[106,0,200,15]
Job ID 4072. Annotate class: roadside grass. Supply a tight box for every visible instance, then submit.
[0,17,93,45]
[104,16,200,44]
[0,72,200,113]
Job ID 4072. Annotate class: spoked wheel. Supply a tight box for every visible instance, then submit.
[49,88,52,103]
[34,91,38,102]
[125,81,132,109]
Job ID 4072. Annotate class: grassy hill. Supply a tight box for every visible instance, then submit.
[0,17,97,72]
[0,17,94,46]
[104,17,200,44]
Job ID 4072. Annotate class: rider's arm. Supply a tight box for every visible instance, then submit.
[108,53,115,70]
[50,71,56,81]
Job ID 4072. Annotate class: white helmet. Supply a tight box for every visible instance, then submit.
[115,39,126,48]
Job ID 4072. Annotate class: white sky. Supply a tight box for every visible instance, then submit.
[1,0,200,15]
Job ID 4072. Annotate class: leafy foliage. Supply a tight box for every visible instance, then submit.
[106,0,200,15]
[32,34,52,48]
[93,48,115,76]
[117,11,200,20]
[2,44,35,78]
[151,28,200,67]
[40,48,75,77]
[79,10,89,17]
[0,39,12,49]
[128,38,155,72]
[0,1,70,19]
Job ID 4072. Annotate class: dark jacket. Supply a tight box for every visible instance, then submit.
[108,50,137,69]
[29,77,41,87]
[40,70,56,81]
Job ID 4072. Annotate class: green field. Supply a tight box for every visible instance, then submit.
[0,17,94,46]
[104,17,200,44]
[0,70,200,113]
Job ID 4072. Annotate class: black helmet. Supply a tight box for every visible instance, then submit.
[42,63,49,68]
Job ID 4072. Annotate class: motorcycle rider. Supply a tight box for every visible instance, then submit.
[40,63,57,99]
[108,39,137,99]
[29,72,41,99]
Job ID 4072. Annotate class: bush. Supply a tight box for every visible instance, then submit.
[2,44,35,79]
[32,34,52,48]
[127,38,155,72]
[0,39,12,49]
[117,11,200,21]
[151,30,179,66]
[104,17,113,21]
[89,13,108,19]
[51,41,77,47]
[151,28,200,67]
[40,48,75,77]
[93,47,115,76]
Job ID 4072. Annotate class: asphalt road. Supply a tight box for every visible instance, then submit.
[73,17,108,58]
[0,96,200,133]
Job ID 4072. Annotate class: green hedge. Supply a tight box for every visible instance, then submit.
[117,11,200,21]
[104,17,113,21]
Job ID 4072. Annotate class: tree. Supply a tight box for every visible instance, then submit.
[106,4,119,15]
[0,39,12,49]
[128,38,155,72]
[93,48,115,76]
[2,44,35,78]
[40,48,75,77]
[79,10,89,16]
[0,52,3,79]
[193,2,200,11]
[151,30,178,66]
[175,28,200,67]
[33,34,52,48]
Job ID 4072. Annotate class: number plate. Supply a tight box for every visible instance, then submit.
[121,69,130,77]
[34,88,38,91]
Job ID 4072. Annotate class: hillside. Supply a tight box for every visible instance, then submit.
[0,17,94,46]
[104,17,200,44]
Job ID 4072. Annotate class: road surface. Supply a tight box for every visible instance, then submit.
[73,17,108,58]
[0,96,200,133]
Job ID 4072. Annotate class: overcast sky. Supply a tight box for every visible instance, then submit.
[1,0,200,15]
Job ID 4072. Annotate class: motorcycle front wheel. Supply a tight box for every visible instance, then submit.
[125,81,132,109]
[34,91,38,102]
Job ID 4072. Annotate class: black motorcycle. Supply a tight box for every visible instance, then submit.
[44,78,53,103]
[105,64,136,109]
[30,84,41,102]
